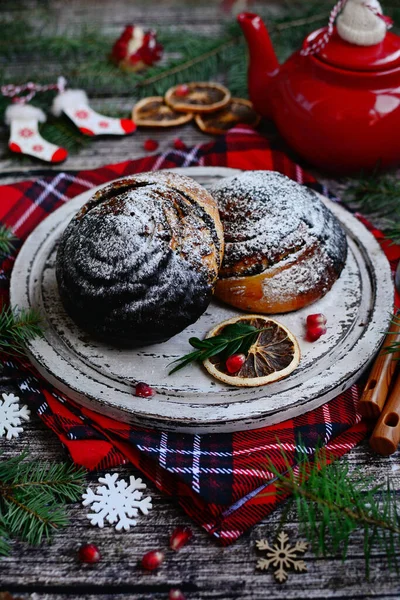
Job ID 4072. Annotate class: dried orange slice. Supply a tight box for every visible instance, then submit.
[165,82,231,114]
[132,97,193,127]
[203,315,300,387]
[195,98,260,135]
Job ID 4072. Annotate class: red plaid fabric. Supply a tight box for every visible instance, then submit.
[1,126,398,545]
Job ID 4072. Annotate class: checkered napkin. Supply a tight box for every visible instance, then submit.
[1,126,399,545]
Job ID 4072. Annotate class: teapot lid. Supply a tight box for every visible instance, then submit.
[303,27,400,72]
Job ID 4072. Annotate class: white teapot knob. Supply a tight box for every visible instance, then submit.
[337,0,387,46]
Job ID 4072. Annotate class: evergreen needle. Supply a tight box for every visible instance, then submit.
[0,306,43,357]
[265,446,400,576]
[0,226,16,256]
[0,452,85,556]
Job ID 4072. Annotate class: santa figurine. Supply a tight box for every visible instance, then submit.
[337,0,390,46]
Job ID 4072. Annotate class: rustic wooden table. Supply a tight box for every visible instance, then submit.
[1,1,400,599]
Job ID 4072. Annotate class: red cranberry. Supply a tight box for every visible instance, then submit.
[226,353,246,374]
[135,382,155,398]
[78,543,101,564]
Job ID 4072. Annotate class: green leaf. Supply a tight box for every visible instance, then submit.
[168,321,270,375]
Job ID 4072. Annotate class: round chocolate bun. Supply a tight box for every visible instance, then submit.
[56,171,224,346]
[210,171,347,314]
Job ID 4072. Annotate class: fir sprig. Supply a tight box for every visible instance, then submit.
[0,225,16,256]
[0,306,43,357]
[266,447,400,576]
[344,172,400,243]
[169,322,267,374]
[0,452,85,555]
[381,313,400,359]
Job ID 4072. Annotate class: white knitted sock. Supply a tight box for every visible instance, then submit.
[51,90,136,136]
[5,104,68,163]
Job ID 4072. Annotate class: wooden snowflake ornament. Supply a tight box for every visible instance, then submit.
[255,532,308,583]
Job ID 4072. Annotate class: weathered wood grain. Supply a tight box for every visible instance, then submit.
[1,393,400,600]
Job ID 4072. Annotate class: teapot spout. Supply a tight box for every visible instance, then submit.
[237,12,280,118]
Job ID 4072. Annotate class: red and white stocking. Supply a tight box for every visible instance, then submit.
[5,104,68,163]
[51,89,136,137]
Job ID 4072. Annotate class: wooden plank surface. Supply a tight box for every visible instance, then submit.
[1,1,400,598]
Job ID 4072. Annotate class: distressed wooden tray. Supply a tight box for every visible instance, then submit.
[10,167,394,433]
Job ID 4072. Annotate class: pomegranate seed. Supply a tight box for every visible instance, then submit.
[306,313,327,342]
[141,549,164,570]
[306,313,327,328]
[173,138,186,151]
[78,543,101,564]
[175,84,189,97]
[169,526,193,551]
[169,590,186,600]
[307,324,327,342]
[143,138,159,152]
[135,382,155,398]
[226,353,246,374]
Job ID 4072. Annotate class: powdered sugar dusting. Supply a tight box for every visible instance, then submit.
[210,171,347,300]
[56,173,220,345]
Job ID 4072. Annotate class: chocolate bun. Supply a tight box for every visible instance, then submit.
[56,171,224,346]
[210,171,347,313]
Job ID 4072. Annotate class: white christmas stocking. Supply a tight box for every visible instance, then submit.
[5,104,68,163]
[51,89,136,136]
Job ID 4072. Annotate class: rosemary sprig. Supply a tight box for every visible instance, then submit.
[169,322,267,375]
[0,306,43,357]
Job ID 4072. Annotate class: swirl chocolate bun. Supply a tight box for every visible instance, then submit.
[210,171,347,314]
[56,171,224,346]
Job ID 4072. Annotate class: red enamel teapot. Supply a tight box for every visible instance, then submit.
[238,1,400,174]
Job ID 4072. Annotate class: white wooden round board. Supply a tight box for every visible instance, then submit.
[10,167,394,433]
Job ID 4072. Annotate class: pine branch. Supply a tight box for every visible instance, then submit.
[266,447,400,576]
[0,226,16,256]
[343,172,400,242]
[0,306,43,357]
[0,452,86,555]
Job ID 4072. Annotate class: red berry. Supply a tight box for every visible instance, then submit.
[225,353,246,374]
[78,543,101,564]
[173,138,186,151]
[169,590,186,600]
[141,549,164,570]
[306,313,327,328]
[143,138,159,152]
[175,84,189,97]
[135,382,155,398]
[306,313,327,342]
[169,526,193,551]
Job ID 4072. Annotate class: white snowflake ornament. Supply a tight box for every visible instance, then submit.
[0,392,30,439]
[256,531,308,583]
[82,473,153,531]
